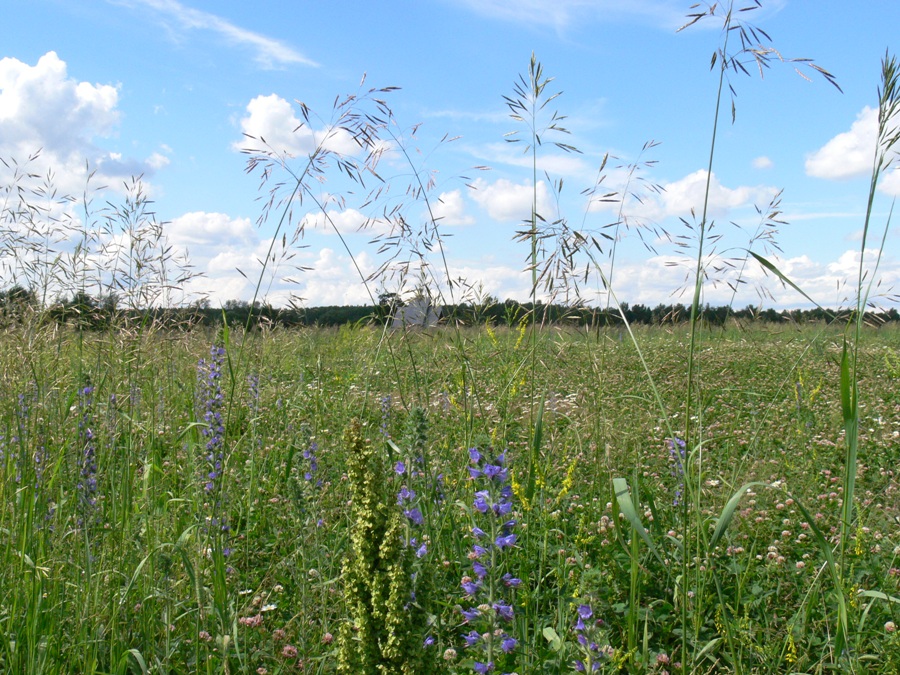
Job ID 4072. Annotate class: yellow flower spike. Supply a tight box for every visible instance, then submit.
[514,317,527,351]
[786,632,798,665]
[485,320,498,347]
[511,471,530,510]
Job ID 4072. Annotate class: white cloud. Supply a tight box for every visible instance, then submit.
[431,190,475,226]
[475,142,593,178]
[236,94,360,157]
[291,248,378,305]
[301,208,390,235]
[449,0,688,30]
[752,156,773,170]
[469,177,552,222]
[747,248,900,309]
[0,52,119,153]
[159,209,900,310]
[879,167,900,196]
[0,52,165,193]
[110,0,317,69]
[574,245,899,311]
[168,211,255,248]
[593,169,778,222]
[164,211,383,305]
[806,106,900,195]
[806,107,878,180]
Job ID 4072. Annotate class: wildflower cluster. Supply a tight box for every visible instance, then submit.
[570,603,611,672]
[197,345,230,548]
[76,385,99,527]
[197,345,225,496]
[460,447,521,674]
[303,440,321,485]
[396,461,427,555]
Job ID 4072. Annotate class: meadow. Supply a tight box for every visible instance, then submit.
[1,319,898,674]
[2,3,900,672]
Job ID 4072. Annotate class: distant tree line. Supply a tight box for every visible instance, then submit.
[1,285,899,330]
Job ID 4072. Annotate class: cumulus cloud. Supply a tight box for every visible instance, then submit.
[167,211,256,248]
[301,207,391,235]
[752,156,773,170]
[592,169,778,222]
[110,0,316,69]
[805,107,879,180]
[574,245,899,310]
[236,94,360,157]
[431,189,475,226]
[880,167,900,195]
[806,106,900,195]
[160,207,900,310]
[0,52,166,192]
[469,177,552,222]
[163,211,383,305]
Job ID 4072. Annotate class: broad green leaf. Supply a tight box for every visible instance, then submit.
[542,626,562,652]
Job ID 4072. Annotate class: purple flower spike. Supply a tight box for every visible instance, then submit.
[495,533,517,549]
[493,601,514,621]
[404,507,424,526]
[461,579,481,596]
[501,573,522,588]
[461,607,480,622]
[469,447,482,463]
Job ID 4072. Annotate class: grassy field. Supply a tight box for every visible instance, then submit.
[2,6,898,671]
[1,320,898,674]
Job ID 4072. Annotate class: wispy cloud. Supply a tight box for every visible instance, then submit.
[446,0,693,31]
[111,0,317,68]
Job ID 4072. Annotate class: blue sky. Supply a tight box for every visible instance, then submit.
[2,0,899,309]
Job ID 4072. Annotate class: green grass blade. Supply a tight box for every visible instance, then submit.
[612,477,661,564]
[709,481,771,549]
[839,340,854,423]
[857,590,900,606]
[749,252,835,318]
[788,492,849,660]
[525,395,545,504]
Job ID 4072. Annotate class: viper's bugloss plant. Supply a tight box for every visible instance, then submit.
[337,419,429,675]
[459,447,521,675]
[76,384,99,529]
[197,344,230,551]
[570,603,612,673]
